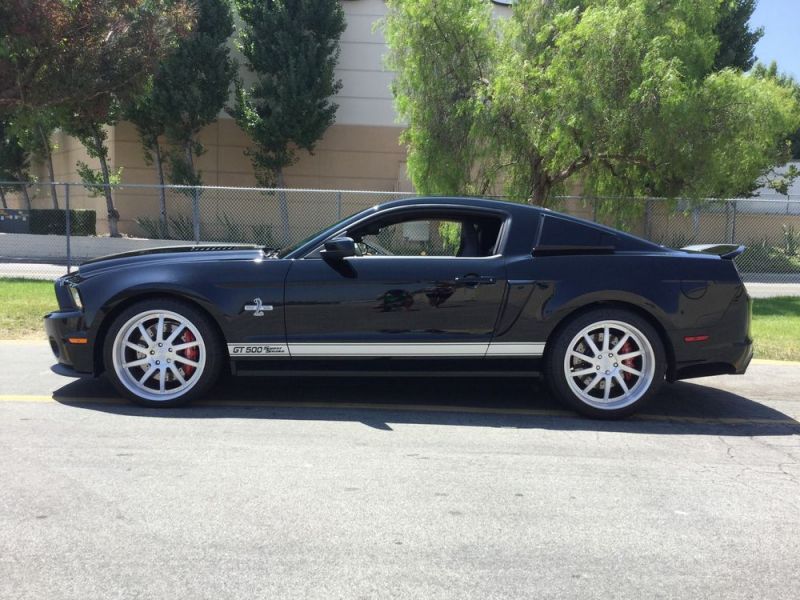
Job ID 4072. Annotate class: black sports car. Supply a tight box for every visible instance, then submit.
[44,196,752,418]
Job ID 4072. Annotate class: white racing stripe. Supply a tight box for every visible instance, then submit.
[486,342,547,356]
[290,343,489,357]
[228,342,546,358]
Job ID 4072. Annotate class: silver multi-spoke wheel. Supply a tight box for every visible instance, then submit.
[111,309,206,402]
[563,320,656,411]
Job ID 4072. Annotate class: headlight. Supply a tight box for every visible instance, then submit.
[68,285,83,309]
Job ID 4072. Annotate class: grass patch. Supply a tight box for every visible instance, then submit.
[0,278,56,340]
[1,278,799,362]
[751,296,800,362]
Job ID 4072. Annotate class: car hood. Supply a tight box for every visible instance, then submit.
[77,244,269,277]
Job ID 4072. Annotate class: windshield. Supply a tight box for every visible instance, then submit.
[276,205,380,258]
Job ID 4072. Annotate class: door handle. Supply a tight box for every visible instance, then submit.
[455,275,496,286]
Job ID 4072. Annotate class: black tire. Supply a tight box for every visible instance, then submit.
[103,298,224,407]
[544,308,666,419]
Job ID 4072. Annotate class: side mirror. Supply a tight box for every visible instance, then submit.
[321,236,356,260]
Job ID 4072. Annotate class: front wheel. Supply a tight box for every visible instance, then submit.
[103,298,223,407]
[545,308,666,419]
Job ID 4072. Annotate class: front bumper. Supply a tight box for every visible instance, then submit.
[44,310,94,374]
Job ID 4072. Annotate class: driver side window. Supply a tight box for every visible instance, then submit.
[357,219,463,257]
[305,210,504,259]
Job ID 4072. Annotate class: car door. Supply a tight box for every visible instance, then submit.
[283,209,509,358]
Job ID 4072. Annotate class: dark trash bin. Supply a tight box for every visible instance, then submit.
[0,209,31,233]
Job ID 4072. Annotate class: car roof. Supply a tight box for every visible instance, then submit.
[380,196,665,252]
[377,196,542,216]
[281,195,666,258]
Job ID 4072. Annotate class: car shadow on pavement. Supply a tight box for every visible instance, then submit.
[49,374,800,437]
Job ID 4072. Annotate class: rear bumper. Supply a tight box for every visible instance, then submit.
[672,340,753,380]
[44,310,94,374]
[670,288,753,381]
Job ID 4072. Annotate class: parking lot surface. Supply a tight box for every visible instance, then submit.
[1,342,799,599]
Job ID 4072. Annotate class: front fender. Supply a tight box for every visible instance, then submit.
[76,258,292,373]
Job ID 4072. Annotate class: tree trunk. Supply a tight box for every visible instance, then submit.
[154,143,168,238]
[276,169,291,246]
[184,142,200,243]
[0,187,7,209]
[38,124,59,209]
[530,180,550,207]
[644,199,653,240]
[92,127,120,237]
[16,170,31,210]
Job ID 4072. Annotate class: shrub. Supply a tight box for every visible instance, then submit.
[136,215,194,241]
[135,216,169,239]
[29,209,96,236]
[136,213,275,246]
[782,223,799,257]
[206,214,275,246]
[736,238,800,273]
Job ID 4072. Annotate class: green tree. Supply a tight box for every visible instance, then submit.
[752,62,800,161]
[0,1,194,112]
[713,0,763,72]
[386,0,800,207]
[11,110,60,208]
[230,0,346,243]
[0,0,194,237]
[751,61,800,191]
[125,87,170,236]
[0,117,31,209]
[385,0,497,197]
[62,101,125,235]
[126,0,236,239]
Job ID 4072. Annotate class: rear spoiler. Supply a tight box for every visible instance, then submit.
[680,244,745,260]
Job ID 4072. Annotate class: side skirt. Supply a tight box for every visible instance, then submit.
[230,356,544,377]
[231,369,542,378]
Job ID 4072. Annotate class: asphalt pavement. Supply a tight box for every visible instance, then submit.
[1,341,799,599]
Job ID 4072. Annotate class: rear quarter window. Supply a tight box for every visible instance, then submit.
[539,216,617,248]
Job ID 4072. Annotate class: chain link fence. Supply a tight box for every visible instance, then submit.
[1,182,800,285]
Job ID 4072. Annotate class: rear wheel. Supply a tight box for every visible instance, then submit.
[103,299,223,407]
[545,308,666,419]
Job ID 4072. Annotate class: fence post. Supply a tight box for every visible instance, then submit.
[337,190,342,220]
[731,200,738,243]
[65,183,71,274]
[192,187,200,244]
[724,201,731,243]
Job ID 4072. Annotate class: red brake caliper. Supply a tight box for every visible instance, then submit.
[620,340,634,383]
[180,330,198,377]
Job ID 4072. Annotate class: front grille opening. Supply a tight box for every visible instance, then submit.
[49,338,60,358]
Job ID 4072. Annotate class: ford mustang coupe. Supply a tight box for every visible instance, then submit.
[44,197,752,418]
